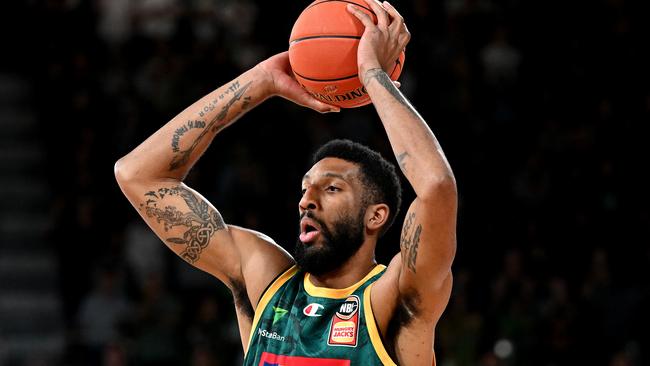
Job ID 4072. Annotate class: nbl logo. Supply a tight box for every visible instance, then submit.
[336,297,359,320]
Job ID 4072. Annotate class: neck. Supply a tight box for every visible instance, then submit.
[308,240,377,289]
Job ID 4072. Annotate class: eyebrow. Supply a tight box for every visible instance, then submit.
[324,172,346,180]
[302,172,348,182]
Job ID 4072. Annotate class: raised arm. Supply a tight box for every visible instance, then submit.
[114,53,336,312]
[348,1,456,305]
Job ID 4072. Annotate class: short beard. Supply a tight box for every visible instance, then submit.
[294,209,366,276]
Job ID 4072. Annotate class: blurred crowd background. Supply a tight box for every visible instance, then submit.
[1,0,649,365]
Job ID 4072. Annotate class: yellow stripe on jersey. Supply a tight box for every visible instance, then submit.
[245,265,299,356]
[363,283,397,366]
[304,264,386,299]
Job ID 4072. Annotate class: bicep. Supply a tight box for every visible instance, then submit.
[398,195,457,299]
[118,180,295,307]
[118,180,242,284]
[229,225,294,308]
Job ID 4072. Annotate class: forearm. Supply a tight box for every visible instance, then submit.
[116,66,271,182]
[364,69,456,197]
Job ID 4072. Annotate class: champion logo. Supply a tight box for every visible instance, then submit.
[303,303,324,317]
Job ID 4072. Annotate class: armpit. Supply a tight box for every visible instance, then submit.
[230,277,254,320]
[384,291,422,358]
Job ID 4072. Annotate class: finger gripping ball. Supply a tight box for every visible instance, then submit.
[289,0,405,108]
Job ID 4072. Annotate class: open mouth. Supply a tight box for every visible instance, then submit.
[300,217,321,243]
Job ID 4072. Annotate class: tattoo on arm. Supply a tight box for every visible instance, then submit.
[364,68,417,117]
[171,120,206,153]
[400,212,422,273]
[140,186,226,264]
[241,96,252,111]
[169,80,253,171]
[396,151,409,172]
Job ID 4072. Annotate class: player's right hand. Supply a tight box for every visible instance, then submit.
[257,52,340,113]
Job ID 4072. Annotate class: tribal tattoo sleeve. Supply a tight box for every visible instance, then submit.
[140,186,226,264]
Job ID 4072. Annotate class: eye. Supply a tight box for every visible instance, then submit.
[301,188,306,195]
[326,186,340,192]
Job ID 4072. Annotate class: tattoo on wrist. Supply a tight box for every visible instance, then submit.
[364,68,417,117]
[363,68,384,87]
[141,186,226,264]
[169,80,253,171]
[400,212,422,273]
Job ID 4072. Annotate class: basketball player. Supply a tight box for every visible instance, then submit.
[115,1,456,364]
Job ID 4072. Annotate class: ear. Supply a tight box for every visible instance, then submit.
[365,203,390,233]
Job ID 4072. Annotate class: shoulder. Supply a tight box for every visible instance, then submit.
[371,254,453,338]
[374,253,453,312]
[227,225,295,309]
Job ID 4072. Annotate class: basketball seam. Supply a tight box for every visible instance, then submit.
[306,0,374,14]
[293,70,359,82]
[290,34,361,45]
[294,58,401,82]
[390,59,400,76]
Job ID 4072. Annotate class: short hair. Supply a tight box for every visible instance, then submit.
[311,139,402,236]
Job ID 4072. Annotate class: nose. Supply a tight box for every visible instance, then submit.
[299,187,319,212]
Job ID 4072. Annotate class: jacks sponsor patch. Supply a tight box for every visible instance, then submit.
[327,295,360,347]
[259,351,349,366]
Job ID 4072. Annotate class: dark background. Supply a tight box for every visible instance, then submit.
[1,0,649,365]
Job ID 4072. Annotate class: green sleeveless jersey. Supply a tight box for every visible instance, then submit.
[243,264,397,366]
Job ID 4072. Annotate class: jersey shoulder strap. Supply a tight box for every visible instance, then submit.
[246,264,299,353]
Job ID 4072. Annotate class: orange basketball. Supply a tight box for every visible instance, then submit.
[289,0,405,108]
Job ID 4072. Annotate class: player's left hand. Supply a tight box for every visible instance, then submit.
[347,0,410,85]
[257,52,340,113]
